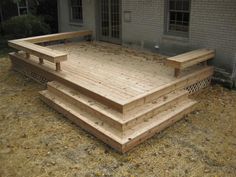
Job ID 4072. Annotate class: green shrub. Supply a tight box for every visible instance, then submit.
[2,15,51,39]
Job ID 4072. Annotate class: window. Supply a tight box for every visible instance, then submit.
[167,0,190,34]
[17,0,29,16]
[70,0,83,22]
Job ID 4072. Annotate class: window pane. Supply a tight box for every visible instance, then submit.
[183,0,190,11]
[111,0,120,39]
[170,12,176,20]
[183,13,189,22]
[101,0,109,36]
[169,0,175,10]
[168,0,190,33]
[19,0,27,7]
[71,0,77,6]
[71,0,83,21]
[175,0,182,10]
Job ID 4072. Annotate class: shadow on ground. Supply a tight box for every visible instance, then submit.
[0,57,236,177]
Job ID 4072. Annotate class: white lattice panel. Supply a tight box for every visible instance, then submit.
[185,77,212,94]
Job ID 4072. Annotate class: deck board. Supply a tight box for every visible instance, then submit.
[15,41,206,104]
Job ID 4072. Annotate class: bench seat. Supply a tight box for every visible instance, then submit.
[166,49,215,77]
[8,40,67,71]
[8,30,93,72]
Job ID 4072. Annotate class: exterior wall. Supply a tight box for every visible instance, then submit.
[57,0,96,38]
[189,0,236,72]
[121,0,164,49]
[122,0,236,73]
[58,0,236,74]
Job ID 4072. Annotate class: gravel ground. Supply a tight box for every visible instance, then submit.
[0,57,236,177]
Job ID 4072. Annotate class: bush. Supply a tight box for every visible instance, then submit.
[2,15,51,39]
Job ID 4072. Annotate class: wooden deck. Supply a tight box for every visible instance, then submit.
[9,33,214,152]
[11,42,212,108]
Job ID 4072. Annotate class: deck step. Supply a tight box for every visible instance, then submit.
[39,89,196,153]
[122,100,197,152]
[39,90,123,147]
[123,89,189,131]
[47,81,124,130]
[47,81,189,131]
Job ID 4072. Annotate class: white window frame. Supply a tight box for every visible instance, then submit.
[17,0,29,16]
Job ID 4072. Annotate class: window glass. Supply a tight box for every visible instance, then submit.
[70,0,83,22]
[168,0,190,33]
[17,0,28,16]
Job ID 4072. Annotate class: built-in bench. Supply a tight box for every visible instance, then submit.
[8,30,93,71]
[166,49,215,77]
[9,40,67,71]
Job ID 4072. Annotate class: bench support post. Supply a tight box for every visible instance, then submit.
[39,58,44,65]
[174,68,181,77]
[56,63,61,71]
[26,53,30,59]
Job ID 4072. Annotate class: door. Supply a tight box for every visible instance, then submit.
[99,0,121,44]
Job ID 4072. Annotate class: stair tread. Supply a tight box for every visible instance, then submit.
[122,99,197,143]
[39,90,123,143]
[39,89,196,146]
[47,81,189,123]
[124,89,188,120]
[48,81,123,122]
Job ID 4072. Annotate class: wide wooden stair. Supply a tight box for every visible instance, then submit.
[39,81,197,153]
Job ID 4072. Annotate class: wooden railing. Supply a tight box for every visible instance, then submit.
[8,30,93,71]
